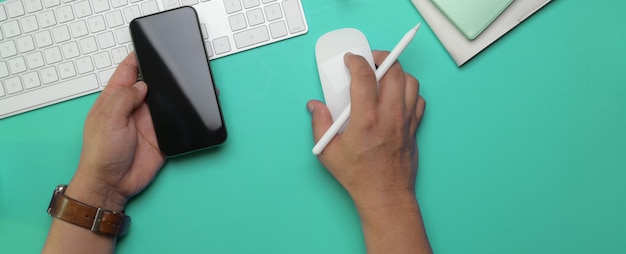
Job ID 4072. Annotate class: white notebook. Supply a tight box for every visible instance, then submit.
[412,0,552,66]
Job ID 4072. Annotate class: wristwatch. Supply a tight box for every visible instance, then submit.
[47,184,130,237]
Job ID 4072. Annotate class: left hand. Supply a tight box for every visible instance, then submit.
[66,52,166,211]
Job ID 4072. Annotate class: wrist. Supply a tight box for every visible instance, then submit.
[66,176,127,212]
[351,188,417,211]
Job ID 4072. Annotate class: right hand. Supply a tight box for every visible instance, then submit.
[307,51,426,209]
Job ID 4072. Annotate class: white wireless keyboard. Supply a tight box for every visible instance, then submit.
[0,0,308,119]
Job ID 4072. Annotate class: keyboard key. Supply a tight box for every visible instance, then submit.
[74,1,93,18]
[69,20,89,38]
[262,0,276,3]
[233,25,269,49]
[26,51,45,69]
[212,36,231,55]
[20,15,40,33]
[141,1,159,15]
[282,0,305,33]
[183,0,200,5]
[123,5,141,23]
[111,0,129,8]
[40,66,59,84]
[76,56,94,74]
[55,5,74,23]
[61,41,80,59]
[0,5,7,21]
[0,41,18,58]
[99,68,116,86]
[52,25,71,43]
[0,82,4,97]
[0,62,9,78]
[223,0,242,14]
[246,8,265,26]
[200,23,209,39]
[111,47,128,64]
[38,10,57,28]
[105,10,124,28]
[58,61,77,79]
[24,0,44,13]
[264,3,282,22]
[34,30,53,48]
[44,46,63,64]
[5,77,23,94]
[16,35,36,53]
[93,51,112,69]
[8,57,28,74]
[43,0,62,8]
[242,0,259,9]
[204,42,214,57]
[92,0,111,13]
[97,31,116,49]
[23,72,42,89]
[162,0,180,10]
[79,36,98,54]
[2,20,21,38]
[0,74,99,117]
[87,15,107,33]
[228,13,247,32]
[7,1,26,18]
[269,20,287,39]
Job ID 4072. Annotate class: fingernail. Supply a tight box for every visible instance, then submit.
[306,101,315,114]
[133,81,147,92]
[345,52,354,56]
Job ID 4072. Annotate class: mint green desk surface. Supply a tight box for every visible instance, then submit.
[1,0,625,253]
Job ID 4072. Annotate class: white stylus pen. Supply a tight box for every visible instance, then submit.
[312,23,421,155]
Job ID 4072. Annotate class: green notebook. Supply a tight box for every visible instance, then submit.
[432,0,513,40]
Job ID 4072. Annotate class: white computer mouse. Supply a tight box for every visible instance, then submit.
[315,28,375,127]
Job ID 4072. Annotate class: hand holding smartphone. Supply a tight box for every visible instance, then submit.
[130,7,227,157]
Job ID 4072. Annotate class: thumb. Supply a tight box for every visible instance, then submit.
[104,81,148,120]
[130,81,148,108]
[307,100,333,143]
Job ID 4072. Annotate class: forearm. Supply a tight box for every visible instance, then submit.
[43,219,117,254]
[356,194,432,254]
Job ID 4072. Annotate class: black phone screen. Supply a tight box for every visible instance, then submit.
[130,7,227,157]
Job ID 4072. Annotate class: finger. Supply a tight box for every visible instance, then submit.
[404,73,419,116]
[410,96,426,133]
[307,100,334,143]
[372,51,406,113]
[91,52,140,112]
[372,50,396,69]
[102,81,148,122]
[103,52,140,94]
[345,53,377,123]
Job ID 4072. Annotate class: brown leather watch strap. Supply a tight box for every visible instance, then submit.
[47,185,130,237]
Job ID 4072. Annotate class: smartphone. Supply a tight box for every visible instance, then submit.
[130,6,227,157]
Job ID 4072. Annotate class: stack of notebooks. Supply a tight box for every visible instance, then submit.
[412,0,552,66]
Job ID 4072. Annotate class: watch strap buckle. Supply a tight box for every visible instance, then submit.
[91,208,105,233]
